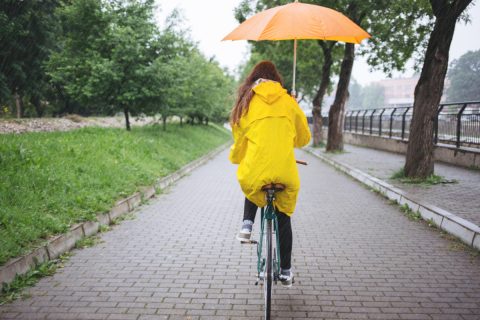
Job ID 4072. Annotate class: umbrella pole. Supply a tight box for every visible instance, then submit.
[292,38,297,97]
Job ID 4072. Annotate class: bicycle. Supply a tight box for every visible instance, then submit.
[241,160,307,319]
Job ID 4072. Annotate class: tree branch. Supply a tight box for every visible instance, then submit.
[452,0,474,18]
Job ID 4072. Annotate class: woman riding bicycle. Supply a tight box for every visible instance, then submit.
[229,60,311,287]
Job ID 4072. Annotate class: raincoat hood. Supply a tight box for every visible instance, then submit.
[252,80,287,104]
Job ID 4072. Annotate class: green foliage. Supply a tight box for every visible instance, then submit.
[111,212,136,225]
[98,224,111,233]
[1,0,234,122]
[146,49,235,125]
[312,141,326,148]
[47,0,161,118]
[357,0,434,74]
[391,168,457,185]
[0,0,61,115]
[75,235,103,249]
[0,125,230,265]
[446,49,480,102]
[46,0,235,126]
[399,203,422,221]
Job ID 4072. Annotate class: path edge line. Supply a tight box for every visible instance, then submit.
[304,147,480,251]
[0,142,231,286]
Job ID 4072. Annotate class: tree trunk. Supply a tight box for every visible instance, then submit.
[326,43,355,152]
[180,116,183,126]
[123,106,131,131]
[31,95,44,117]
[205,117,209,125]
[14,92,23,119]
[162,115,167,131]
[404,0,472,178]
[55,85,71,116]
[312,42,335,147]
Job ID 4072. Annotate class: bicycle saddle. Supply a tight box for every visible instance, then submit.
[261,183,285,191]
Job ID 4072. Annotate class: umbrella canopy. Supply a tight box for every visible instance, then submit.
[222,2,370,43]
[222,1,370,95]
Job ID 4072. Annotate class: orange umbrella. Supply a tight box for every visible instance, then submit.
[222,1,370,95]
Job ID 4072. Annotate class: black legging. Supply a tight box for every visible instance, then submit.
[243,198,292,270]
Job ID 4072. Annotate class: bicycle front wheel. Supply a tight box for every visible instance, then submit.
[264,219,272,320]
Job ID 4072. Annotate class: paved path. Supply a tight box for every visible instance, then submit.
[313,144,480,227]
[1,149,479,320]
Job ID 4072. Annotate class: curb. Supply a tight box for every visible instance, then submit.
[0,142,230,286]
[304,147,480,251]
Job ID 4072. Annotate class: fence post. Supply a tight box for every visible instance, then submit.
[355,110,360,132]
[456,103,467,148]
[350,111,354,131]
[362,110,368,134]
[390,108,397,138]
[348,111,352,131]
[350,111,353,132]
[347,111,350,131]
[434,105,445,145]
[401,107,410,140]
[370,110,376,135]
[379,108,386,136]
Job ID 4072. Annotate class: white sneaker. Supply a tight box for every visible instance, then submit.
[279,270,294,287]
[236,220,253,242]
[236,228,252,241]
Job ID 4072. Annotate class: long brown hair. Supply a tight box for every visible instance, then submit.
[230,60,283,126]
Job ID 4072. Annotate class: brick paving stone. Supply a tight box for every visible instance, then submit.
[312,144,480,226]
[106,315,139,320]
[0,149,479,319]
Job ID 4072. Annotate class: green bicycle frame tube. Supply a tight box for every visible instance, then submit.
[257,202,281,277]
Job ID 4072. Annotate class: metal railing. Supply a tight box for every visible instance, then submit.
[321,101,480,149]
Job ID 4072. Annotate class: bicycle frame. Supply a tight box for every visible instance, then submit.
[256,190,281,282]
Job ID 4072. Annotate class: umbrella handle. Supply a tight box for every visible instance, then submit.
[292,39,297,97]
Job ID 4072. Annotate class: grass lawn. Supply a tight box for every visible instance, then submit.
[0,123,231,265]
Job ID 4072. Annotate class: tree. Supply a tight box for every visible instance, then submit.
[312,42,341,146]
[327,0,434,151]
[47,0,118,116]
[404,0,473,178]
[48,0,163,129]
[446,49,480,102]
[181,53,235,125]
[0,0,60,117]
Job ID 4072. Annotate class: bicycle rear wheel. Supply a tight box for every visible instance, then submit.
[264,219,272,320]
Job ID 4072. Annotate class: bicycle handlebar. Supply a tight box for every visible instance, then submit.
[296,160,308,165]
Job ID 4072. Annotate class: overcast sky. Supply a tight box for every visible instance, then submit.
[155,0,480,86]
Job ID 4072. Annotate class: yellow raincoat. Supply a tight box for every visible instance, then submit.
[229,81,311,215]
